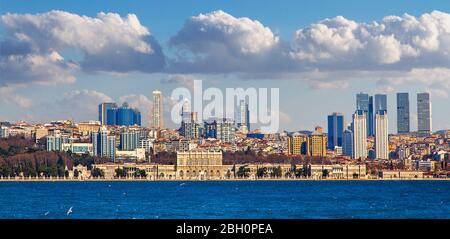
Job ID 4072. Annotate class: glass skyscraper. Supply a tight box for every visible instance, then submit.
[327,112,344,150]
[98,103,117,125]
[356,93,374,136]
[103,102,141,126]
[239,100,250,132]
[417,92,432,136]
[374,94,387,112]
[396,93,410,133]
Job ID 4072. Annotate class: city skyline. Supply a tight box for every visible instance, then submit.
[1,1,450,133]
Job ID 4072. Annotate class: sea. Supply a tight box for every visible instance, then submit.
[0,181,449,219]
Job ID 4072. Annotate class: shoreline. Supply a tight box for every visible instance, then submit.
[0,178,449,182]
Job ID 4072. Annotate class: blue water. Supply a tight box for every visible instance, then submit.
[0,181,449,219]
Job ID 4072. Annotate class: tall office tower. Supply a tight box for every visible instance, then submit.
[396,93,410,133]
[46,134,69,151]
[375,110,389,159]
[99,126,109,157]
[309,131,327,157]
[352,110,367,160]
[374,94,388,112]
[98,103,117,125]
[116,102,141,126]
[287,133,309,155]
[120,129,140,151]
[417,92,432,136]
[104,103,141,126]
[342,126,353,157]
[204,118,236,143]
[356,93,374,136]
[0,126,9,138]
[181,100,191,122]
[327,112,344,149]
[91,131,98,156]
[239,100,250,131]
[107,136,116,161]
[152,90,163,129]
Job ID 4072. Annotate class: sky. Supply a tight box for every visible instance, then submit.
[0,0,449,133]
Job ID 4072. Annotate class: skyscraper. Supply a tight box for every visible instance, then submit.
[417,92,432,136]
[104,102,141,126]
[352,110,367,160]
[239,100,250,132]
[98,103,117,125]
[204,118,236,143]
[327,112,344,150]
[396,93,410,133]
[374,94,387,112]
[287,133,309,155]
[342,126,353,157]
[375,110,389,159]
[181,99,191,122]
[120,129,140,151]
[152,90,163,129]
[356,93,374,136]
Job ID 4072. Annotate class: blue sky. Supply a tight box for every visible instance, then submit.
[1,0,449,132]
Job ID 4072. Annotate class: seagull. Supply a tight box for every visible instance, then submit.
[44,211,50,216]
[179,183,186,186]
[66,206,73,216]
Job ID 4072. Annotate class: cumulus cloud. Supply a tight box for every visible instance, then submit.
[289,11,450,69]
[0,10,165,87]
[0,86,33,108]
[51,90,114,121]
[169,10,282,73]
[119,94,153,126]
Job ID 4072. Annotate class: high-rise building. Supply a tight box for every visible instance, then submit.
[46,134,69,151]
[91,131,98,156]
[98,103,117,125]
[103,102,141,126]
[287,133,309,155]
[91,126,116,160]
[0,126,9,138]
[374,94,387,112]
[239,100,250,132]
[375,110,389,159]
[309,131,327,157]
[120,129,140,151]
[327,112,344,150]
[152,90,163,129]
[417,92,432,136]
[356,93,374,136]
[107,136,116,161]
[181,99,191,123]
[352,110,367,160]
[396,93,410,133]
[204,118,236,143]
[342,126,353,157]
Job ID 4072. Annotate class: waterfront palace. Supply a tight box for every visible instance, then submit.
[94,150,367,180]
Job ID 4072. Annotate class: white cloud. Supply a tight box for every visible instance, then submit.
[160,74,196,91]
[0,86,33,108]
[0,10,165,87]
[289,11,450,68]
[119,94,153,126]
[169,10,281,73]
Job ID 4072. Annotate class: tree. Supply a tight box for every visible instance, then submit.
[322,169,329,178]
[271,166,282,178]
[257,167,267,178]
[92,168,105,178]
[236,166,250,178]
[134,169,147,178]
[115,168,127,177]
